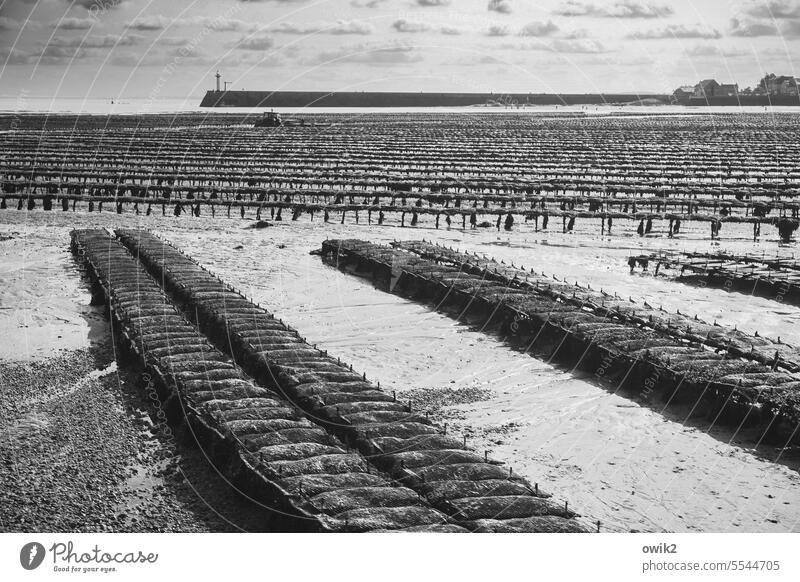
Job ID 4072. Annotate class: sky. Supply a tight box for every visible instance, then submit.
[0,0,798,100]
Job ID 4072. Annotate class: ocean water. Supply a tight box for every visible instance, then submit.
[2,97,799,116]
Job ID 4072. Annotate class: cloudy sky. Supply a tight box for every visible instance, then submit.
[0,0,798,100]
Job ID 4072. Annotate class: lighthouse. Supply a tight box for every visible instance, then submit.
[215,70,221,92]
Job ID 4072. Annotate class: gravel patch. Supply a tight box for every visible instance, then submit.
[404,385,494,420]
[0,349,276,532]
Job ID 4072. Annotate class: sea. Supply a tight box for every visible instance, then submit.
[2,96,799,116]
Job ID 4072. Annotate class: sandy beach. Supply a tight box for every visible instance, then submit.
[2,208,798,533]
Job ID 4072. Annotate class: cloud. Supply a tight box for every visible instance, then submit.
[109,52,171,67]
[758,44,800,56]
[49,34,144,48]
[392,19,430,33]
[611,1,673,18]
[328,21,374,35]
[232,34,275,50]
[0,17,23,31]
[0,48,36,65]
[628,24,722,39]
[126,15,261,32]
[232,0,310,3]
[110,49,211,68]
[501,37,608,52]
[54,17,96,30]
[487,24,510,36]
[269,20,373,34]
[194,17,260,32]
[126,16,372,35]
[164,44,205,59]
[728,11,800,38]
[554,1,673,18]
[448,54,507,66]
[488,0,512,14]
[6,31,143,65]
[729,17,780,36]
[39,45,86,59]
[155,37,194,46]
[5,41,274,67]
[391,18,466,34]
[745,0,800,19]
[2,45,86,65]
[781,18,800,36]
[69,0,129,9]
[519,21,559,36]
[310,41,424,65]
[127,15,173,31]
[554,1,594,15]
[477,55,504,64]
[549,38,608,52]
[109,47,282,68]
[563,28,589,38]
[730,18,800,39]
[351,0,389,6]
[684,44,748,57]
[416,0,451,5]
[1,17,44,31]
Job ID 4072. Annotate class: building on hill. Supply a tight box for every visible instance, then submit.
[778,77,799,96]
[672,85,695,102]
[759,73,800,96]
[693,79,720,98]
[671,73,800,104]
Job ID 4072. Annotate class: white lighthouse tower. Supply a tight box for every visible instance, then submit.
[215,70,221,92]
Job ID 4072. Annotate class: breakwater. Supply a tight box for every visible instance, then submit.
[200,90,669,108]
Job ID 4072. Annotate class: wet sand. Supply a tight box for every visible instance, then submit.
[2,210,799,532]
